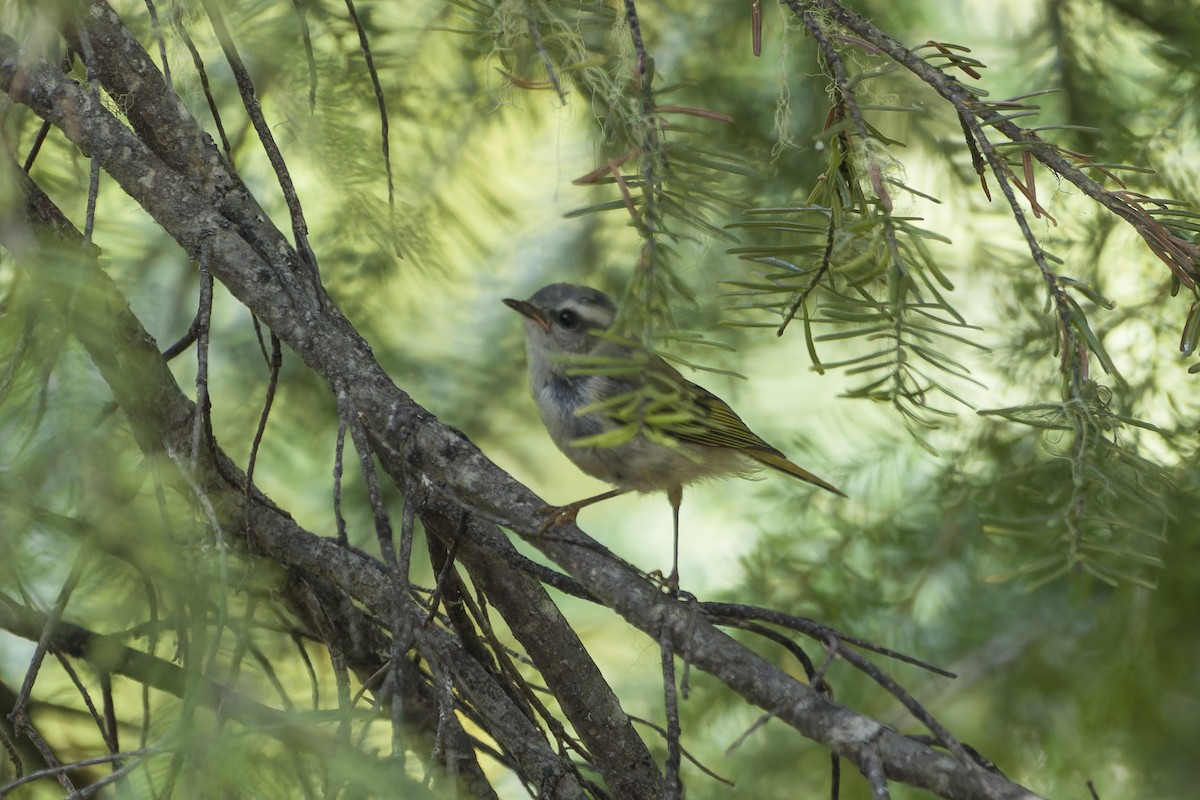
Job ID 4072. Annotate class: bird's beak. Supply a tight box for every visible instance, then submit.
[503,298,551,331]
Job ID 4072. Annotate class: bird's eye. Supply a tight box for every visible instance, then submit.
[557,309,580,329]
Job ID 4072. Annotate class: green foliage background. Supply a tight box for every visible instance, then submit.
[2,0,1199,797]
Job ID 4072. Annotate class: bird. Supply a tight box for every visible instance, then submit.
[504,282,844,587]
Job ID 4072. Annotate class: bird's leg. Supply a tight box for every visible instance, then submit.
[664,485,683,593]
[536,488,627,532]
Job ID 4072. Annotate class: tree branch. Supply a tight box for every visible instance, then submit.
[806,0,1200,286]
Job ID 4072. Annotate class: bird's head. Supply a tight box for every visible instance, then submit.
[504,283,617,358]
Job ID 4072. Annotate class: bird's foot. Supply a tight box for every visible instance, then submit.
[534,503,581,533]
[532,489,626,533]
[648,569,694,601]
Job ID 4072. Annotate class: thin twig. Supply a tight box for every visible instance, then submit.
[524,8,565,102]
[11,546,94,794]
[834,642,978,773]
[424,535,462,628]
[161,315,199,361]
[21,119,51,172]
[724,706,778,755]
[388,630,412,768]
[630,716,734,786]
[245,331,282,497]
[142,0,171,90]
[659,631,682,799]
[0,748,156,797]
[0,727,22,784]
[99,672,119,761]
[342,397,397,566]
[172,19,231,157]
[191,259,214,471]
[333,412,349,547]
[394,481,417,576]
[701,602,956,678]
[778,208,836,335]
[289,0,318,111]
[74,32,102,244]
[52,652,116,753]
[200,0,322,289]
[344,0,394,213]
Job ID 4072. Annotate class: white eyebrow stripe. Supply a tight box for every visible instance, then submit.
[561,300,613,327]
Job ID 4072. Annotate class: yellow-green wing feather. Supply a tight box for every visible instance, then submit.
[742,448,846,496]
[678,386,777,451]
[647,358,845,496]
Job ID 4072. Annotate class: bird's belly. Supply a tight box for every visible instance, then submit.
[564,436,750,493]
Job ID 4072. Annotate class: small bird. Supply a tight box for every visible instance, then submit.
[504,283,843,586]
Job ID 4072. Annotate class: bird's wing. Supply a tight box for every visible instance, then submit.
[649,357,847,496]
[677,382,780,451]
[643,356,778,452]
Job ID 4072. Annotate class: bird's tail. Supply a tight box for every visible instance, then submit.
[749,450,846,497]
